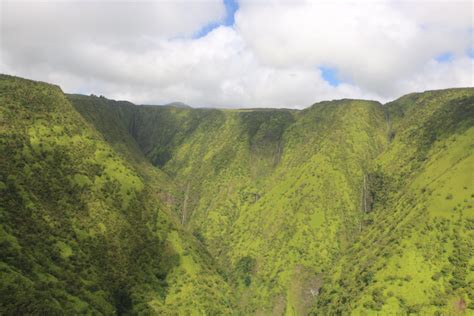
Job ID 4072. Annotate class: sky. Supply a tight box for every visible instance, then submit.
[1,0,473,108]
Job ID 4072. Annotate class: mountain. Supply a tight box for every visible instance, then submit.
[314,89,474,315]
[0,76,235,315]
[160,102,192,109]
[1,74,473,315]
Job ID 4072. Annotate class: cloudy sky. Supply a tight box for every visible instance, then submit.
[1,0,473,108]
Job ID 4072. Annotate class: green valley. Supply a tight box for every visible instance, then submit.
[1,74,473,315]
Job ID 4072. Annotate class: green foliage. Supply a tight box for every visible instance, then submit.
[69,86,474,315]
[235,256,256,287]
[313,88,474,315]
[2,74,473,315]
[0,75,235,315]
[236,256,256,274]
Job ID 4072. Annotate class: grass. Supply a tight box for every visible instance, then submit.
[1,73,473,314]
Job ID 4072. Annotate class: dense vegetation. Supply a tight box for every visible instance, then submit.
[1,74,473,314]
[313,89,474,315]
[0,76,235,315]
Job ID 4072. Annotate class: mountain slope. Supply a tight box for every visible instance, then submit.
[70,94,390,313]
[0,75,235,315]
[67,85,474,315]
[69,87,474,315]
[1,73,473,315]
[313,88,474,315]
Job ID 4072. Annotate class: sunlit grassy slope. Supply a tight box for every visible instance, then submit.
[0,75,235,315]
[313,88,474,315]
[1,73,473,315]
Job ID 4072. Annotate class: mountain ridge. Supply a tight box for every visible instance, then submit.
[68,85,474,112]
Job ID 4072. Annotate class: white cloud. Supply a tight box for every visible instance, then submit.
[235,0,473,97]
[395,57,473,94]
[0,0,472,108]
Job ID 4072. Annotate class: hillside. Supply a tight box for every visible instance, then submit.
[314,89,474,315]
[1,74,473,315]
[0,76,236,315]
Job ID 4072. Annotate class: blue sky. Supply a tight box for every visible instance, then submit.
[468,48,474,59]
[435,52,454,63]
[320,67,340,87]
[194,0,239,38]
